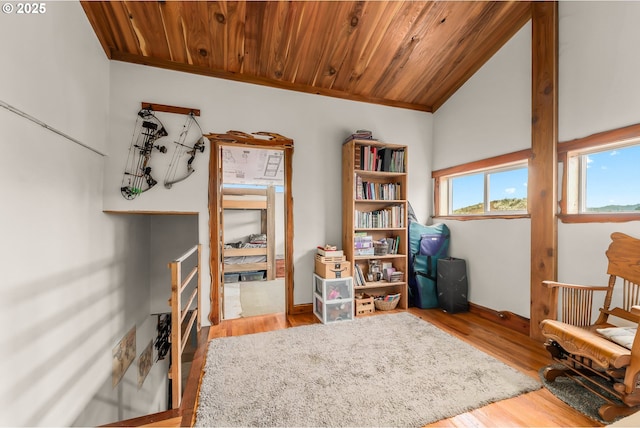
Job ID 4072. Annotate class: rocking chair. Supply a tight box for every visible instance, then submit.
[540,232,640,422]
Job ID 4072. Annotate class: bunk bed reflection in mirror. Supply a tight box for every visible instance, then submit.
[220,144,286,319]
[222,185,276,281]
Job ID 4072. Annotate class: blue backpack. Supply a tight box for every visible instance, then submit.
[408,222,450,308]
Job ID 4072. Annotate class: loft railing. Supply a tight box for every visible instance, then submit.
[168,244,201,409]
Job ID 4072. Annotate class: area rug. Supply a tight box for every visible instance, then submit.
[195,312,541,427]
[239,278,285,317]
[539,365,627,425]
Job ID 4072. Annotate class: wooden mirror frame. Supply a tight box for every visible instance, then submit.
[206,131,294,325]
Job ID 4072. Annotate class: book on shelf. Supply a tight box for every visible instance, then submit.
[355,205,404,228]
[358,145,406,172]
[355,174,364,200]
[354,264,366,286]
[360,181,401,201]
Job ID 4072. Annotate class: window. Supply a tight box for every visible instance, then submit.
[433,150,530,218]
[561,129,640,219]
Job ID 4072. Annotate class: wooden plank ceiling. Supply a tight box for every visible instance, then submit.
[82,1,531,112]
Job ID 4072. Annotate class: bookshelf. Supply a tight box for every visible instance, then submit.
[342,139,408,310]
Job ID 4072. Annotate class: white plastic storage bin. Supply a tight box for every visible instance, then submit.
[313,274,354,324]
[313,274,354,301]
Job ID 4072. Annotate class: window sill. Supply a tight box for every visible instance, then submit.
[559,213,640,223]
[433,214,530,221]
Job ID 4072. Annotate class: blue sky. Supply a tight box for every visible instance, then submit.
[585,145,640,208]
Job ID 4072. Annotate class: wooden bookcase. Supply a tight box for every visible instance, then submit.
[342,139,408,310]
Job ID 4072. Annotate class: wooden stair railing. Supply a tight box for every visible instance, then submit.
[168,244,202,409]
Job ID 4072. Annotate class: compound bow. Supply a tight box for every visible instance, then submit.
[163,112,206,189]
[120,108,168,200]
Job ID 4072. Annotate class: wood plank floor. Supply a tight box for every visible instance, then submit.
[153,308,603,427]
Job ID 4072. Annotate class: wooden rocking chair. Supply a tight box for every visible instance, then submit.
[540,232,640,422]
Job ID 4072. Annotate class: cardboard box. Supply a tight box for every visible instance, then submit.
[315,255,352,279]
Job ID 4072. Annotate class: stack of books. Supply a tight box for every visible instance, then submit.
[344,129,375,143]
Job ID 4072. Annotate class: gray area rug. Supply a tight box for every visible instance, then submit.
[196,312,541,427]
[539,365,627,425]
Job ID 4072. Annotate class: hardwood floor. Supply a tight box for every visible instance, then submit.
[144,308,603,427]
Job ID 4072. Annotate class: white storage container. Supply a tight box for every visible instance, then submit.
[313,274,354,324]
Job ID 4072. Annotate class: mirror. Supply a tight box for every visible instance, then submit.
[220,148,285,319]
[206,132,293,325]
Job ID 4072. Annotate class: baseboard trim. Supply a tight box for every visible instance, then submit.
[468,302,530,336]
[290,303,313,315]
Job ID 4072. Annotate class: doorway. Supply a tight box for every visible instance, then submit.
[206,131,294,325]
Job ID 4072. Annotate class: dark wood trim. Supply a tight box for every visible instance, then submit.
[431,149,531,179]
[208,138,222,325]
[558,151,568,215]
[558,122,640,154]
[433,214,530,221]
[559,213,640,223]
[101,409,180,427]
[529,1,558,342]
[289,303,313,315]
[179,326,210,428]
[284,145,295,316]
[468,302,530,336]
[141,102,200,117]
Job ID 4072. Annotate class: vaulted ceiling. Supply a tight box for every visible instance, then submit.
[81,1,532,112]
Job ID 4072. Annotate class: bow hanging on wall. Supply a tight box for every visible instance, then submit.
[163,112,206,189]
[120,108,169,199]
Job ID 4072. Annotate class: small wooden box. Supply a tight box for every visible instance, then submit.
[315,254,351,279]
[355,296,375,316]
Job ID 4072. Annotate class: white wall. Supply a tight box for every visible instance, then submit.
[557,1,640,292]
[149,215,199,315]
[433,22,532,316]
[103,62,432,318]
[433,2,640,319]
[0,2,167,425]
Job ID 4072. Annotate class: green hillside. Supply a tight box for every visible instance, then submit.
[454,198,528,214]
[453,198,639,214]
[587,204,640,212]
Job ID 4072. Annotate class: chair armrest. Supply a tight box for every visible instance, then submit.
[542,280,610,291]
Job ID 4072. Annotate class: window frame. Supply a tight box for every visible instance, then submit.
[432,149,531,220]
[558,123,640,223]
